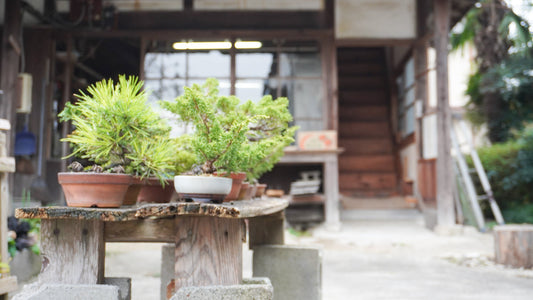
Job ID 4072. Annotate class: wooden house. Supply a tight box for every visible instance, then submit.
[0,0,476,230]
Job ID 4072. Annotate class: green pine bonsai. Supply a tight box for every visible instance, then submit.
[59,75,189,182]
[161,78,297,179]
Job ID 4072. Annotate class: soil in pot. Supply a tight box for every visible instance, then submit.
[137,178,175,204]
[58,172,132,208]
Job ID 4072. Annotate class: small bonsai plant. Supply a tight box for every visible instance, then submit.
[239,95,298,182]
[160,78,252,175]
[59,75,175,182]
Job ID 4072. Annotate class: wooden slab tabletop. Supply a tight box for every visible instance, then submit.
[15,198,289,221]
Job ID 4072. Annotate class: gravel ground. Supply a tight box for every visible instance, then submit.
[101,217,533,299]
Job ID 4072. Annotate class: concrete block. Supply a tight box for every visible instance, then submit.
[104,277,131,300]
[170,278,273,300]
[253,245,322,300]
[12,283,120,300]
[161,243,175,300]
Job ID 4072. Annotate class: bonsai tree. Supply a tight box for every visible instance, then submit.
[160,78,253,175]
[59,75,181,182]
[239,95,298,181]
[161,78,297,179]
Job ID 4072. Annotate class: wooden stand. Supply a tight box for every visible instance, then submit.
[16,198,288,296]
[0,119,18,298]
[494,225,533,269]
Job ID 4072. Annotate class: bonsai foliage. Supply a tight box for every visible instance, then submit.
[59,75,177,181]
[161,78,297,178]
[239,96,297,181]
[161,78,251,174]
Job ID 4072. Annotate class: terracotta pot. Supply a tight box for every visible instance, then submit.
[255,183,267,198]
[237,182,250,200]
[58,172,131,208]
[223,172,246,202]
[245,184,257,200]
[123,177,143,205]
[174,175,232,204]
[137,178,175,204]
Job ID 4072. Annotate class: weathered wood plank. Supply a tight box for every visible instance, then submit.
[494,225,533,269]
[15,206,139,221]
[249,211,285,249]
[105,218,175,243]
[0,119,9,131]
[0,157,15,173]
[39,219,105,284]
[173,216,244,292]
[16,198,289,221]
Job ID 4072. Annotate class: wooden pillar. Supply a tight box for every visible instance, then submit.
[39,219,106,284]
[434,0,455,227]
[60,36,74,173]
[0,0,23,153]
[174,216,244,292]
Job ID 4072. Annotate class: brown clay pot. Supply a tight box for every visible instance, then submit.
[123,177,143,205]
[58,172,132,208]
[245,184,258,200]
[255,183,267,198]
[224,172,246,202]
[137,178,175,204]
[237,182,250,200]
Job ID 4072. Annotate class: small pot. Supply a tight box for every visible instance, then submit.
[237,182,250,200]
[174,175,232,204]
[255,183,267,198]
[222,172,246,202]
[58,172,132,208]
[137,178,175,204]
[245,183,257,200]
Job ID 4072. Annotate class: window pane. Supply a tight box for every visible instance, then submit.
[144,53,186,79]
[404,106,415,136]
[145,79,185,103]
[188,50,230,77]
[279,52,321,78]
[235,79,269,102]
[236,52,276,78]
[282,79,323,126]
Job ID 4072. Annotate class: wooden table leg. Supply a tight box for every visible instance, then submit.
[248,211,285,249]
[39,219,105,284]
[173,216,244,292]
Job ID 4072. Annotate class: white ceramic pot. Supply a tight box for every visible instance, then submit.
[174,175,232,203]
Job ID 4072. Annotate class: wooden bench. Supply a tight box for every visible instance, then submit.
[15,198,288,295]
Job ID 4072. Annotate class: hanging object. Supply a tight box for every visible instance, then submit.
[14,126,36,156]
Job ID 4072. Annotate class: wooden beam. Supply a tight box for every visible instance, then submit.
[105,219,175,243]
[248,211,285,249]
[0,0,22,153]
[434,0,455,227]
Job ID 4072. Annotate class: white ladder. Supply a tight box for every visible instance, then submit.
[451,120,505,231]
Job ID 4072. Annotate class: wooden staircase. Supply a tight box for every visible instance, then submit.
[337,47,400,204]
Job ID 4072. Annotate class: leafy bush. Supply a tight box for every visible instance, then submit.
[470,127,533,222]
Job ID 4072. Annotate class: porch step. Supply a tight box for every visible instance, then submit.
[338,155,395,172]
[341,196,415,210]
[339,171,397,190]
[339,121,391,138]
[339,90,388,105]
[338,138,393,155]
[338,63,385,76]
[338,105,388,121]
[341,208,423,221]
[339,76,386,89]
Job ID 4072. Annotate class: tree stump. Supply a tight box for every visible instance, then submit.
[494,225,533,268]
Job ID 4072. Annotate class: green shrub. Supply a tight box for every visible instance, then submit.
[470,127,533,222]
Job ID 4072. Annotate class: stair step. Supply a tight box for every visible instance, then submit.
[338,63,385,77]
[339,77,386,90]
[338,155,395,172]
[341,196,415,210]
[339,105,388,121]
[339,121,391,138]
[339,172,397,190]
[338,138,393,155]
[339,90,388,105]
[341,209,423,221]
